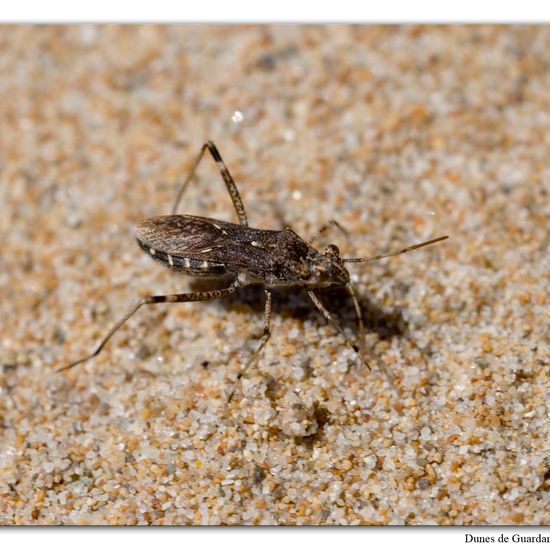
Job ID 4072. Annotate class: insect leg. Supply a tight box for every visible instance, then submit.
[172,141,249,226]
[58,282,240,372]
[306,289,370,370]
[346,283,365,368]
[308,219,351,247]
[227,289,272,403]
[346,282,395,381]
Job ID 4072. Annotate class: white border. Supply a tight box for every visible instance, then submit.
[2,3,550,549]
[5,527,550,550]
[1,0,550,22]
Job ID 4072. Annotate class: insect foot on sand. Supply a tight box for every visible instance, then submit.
[58,140,449,403]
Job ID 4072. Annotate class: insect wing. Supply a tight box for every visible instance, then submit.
[135,215,276,268]
[136,215,230,255]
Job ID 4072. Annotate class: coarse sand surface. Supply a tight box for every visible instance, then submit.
[0,25,549,525]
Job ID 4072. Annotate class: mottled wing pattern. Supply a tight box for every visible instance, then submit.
[135,215,283,273]
[136,215,229,254]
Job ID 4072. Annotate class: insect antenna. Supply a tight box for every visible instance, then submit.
[342,235,449,263]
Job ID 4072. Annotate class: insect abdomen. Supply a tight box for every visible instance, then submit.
[136,238,227,277]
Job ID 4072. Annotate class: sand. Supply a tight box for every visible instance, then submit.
[0,25,549,525]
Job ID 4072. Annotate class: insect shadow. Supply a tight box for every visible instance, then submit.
[190,277,406,341]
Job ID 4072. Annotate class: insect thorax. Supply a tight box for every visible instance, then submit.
[260,231,350,289]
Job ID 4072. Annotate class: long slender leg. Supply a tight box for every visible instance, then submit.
[308,219,351,247]
[346,283,365,368]
[346,283,394,385]
[172,141,249,226]
[227,289,272,403]
[58,283,240,372]
[309,288,397,388]
[307,289,370,370]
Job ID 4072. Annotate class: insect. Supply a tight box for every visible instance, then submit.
[59,141,448,401]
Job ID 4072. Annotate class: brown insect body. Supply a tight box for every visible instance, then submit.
[136,214,350,289]
[61,141,448,402]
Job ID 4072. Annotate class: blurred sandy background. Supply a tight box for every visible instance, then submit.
[0,25,549,524]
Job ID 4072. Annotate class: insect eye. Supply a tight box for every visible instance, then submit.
[324,244,340,257]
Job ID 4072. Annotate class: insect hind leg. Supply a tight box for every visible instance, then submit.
[58,283,240,372]
[172,141,249,226]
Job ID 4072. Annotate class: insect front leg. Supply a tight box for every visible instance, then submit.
[58,282,240,372]
[307,219,350,247]
[346,283,365,367]
[227,289,272,403]
[172,141,249,226]
[308,289,397,389]
[306,289,370,370]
